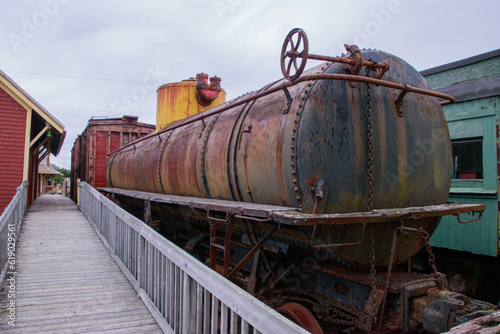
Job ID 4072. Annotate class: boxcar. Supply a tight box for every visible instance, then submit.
[70,115,155,201]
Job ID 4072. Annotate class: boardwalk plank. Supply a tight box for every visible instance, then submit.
[0,195,163,333]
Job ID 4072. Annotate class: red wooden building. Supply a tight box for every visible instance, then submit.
[0,70,65,214]
[70,115,155,201]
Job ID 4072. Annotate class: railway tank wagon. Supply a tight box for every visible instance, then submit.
[102,29,493,333]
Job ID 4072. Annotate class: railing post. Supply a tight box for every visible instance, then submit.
[99,200,103,232]
[114,215,119,257]
[138,233,146,289]
[111,213,116,254]
[77,179,81,208]
[181,272,194,334]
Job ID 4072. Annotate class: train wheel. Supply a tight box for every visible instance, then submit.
[276,302,324,334]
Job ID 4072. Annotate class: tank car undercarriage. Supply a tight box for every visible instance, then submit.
[100,187,492,333]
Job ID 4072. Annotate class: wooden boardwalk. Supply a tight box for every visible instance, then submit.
[0,194,162,333]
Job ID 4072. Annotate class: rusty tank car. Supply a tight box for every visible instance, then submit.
[101,29,494,333]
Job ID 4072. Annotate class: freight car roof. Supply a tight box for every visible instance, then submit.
[420,49,500,76]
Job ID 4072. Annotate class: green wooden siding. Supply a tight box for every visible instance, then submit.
[428,94,499,256]
[423,53,500,257]
[431,195,498,256]
[425,57,500,90]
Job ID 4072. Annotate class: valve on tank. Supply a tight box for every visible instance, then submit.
[196,73,222,106]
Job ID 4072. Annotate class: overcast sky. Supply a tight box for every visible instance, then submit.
[1,0,499,169]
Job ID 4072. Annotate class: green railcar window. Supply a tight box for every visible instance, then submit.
[452,138,483,179]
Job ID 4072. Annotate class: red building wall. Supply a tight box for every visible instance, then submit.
[0,88,27,215]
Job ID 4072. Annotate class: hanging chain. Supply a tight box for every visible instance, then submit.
[369,225,377,288]
[325,305,358,331]
[400,227,439,277]
[423,233,439,277]
[414,227,439,276]
[365,61,374,212]
[366,59,377,290]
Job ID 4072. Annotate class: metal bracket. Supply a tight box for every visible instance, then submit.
[302,179,327,214]
[374,61,390,79]
[155,133,162,146]
[198,117,207,138]
[455,211,483,223]
[282,87,293,113]
[395,84,412,117]
[343,44,364,88]
[310,222,366,248]
[238,124,252,146]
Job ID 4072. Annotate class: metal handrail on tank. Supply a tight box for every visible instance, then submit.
[113,28,455,154]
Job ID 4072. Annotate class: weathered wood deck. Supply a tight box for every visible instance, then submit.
[0,194,162,333]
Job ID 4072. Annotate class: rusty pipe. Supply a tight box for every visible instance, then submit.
[196,73,222,106]
[306,53,390,73]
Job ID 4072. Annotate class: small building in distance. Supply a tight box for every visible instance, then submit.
[70,115,155,201]
[0,69,65,214]
[38,159,62,194]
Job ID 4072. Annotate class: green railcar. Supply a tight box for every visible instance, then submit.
[421,49,500,304]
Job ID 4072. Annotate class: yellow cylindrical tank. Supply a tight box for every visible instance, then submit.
[156,74,226,132]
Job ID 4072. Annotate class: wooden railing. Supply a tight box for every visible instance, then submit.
[0,181,28,285]
[78,182,309,334]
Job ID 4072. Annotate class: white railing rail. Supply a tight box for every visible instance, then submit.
[0,181,28,285]
[78,182,309,334]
